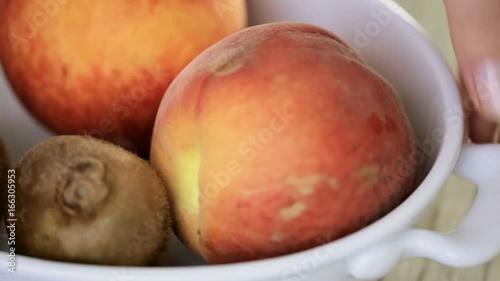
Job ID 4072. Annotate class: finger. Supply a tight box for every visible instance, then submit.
[458,72,498,142]
[469,111,498,143]
[444,0,500,123]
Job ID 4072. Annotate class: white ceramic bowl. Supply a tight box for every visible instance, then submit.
[1,1,500,281]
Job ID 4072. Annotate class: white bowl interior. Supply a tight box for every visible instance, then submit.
[0,0,463,280]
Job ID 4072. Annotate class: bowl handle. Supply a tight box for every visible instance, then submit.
[347,143,500,280]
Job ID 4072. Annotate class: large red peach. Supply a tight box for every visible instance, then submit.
[151,22,417,264]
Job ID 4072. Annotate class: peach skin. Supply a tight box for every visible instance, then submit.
[151,22,417,264]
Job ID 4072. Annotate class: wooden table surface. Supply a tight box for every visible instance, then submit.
[380,175,500,281]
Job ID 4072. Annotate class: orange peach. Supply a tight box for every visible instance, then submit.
[151,22,417,263]
[0,0,247,157]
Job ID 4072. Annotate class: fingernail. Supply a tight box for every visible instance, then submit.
[469,61,500,122]
[494,124,500,143]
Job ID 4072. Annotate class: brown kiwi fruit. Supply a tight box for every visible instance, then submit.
[11,135,171,266]
[0,138,9,220]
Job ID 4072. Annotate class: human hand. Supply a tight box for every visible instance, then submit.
[444,0,500,143]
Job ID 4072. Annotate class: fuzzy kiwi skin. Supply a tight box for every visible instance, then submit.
[0,138,9,220]
[13,135,172,266]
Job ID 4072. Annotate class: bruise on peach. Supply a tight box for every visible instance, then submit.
[353,164,382,188]
[279,201,307,220]
[286,174,339,195]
